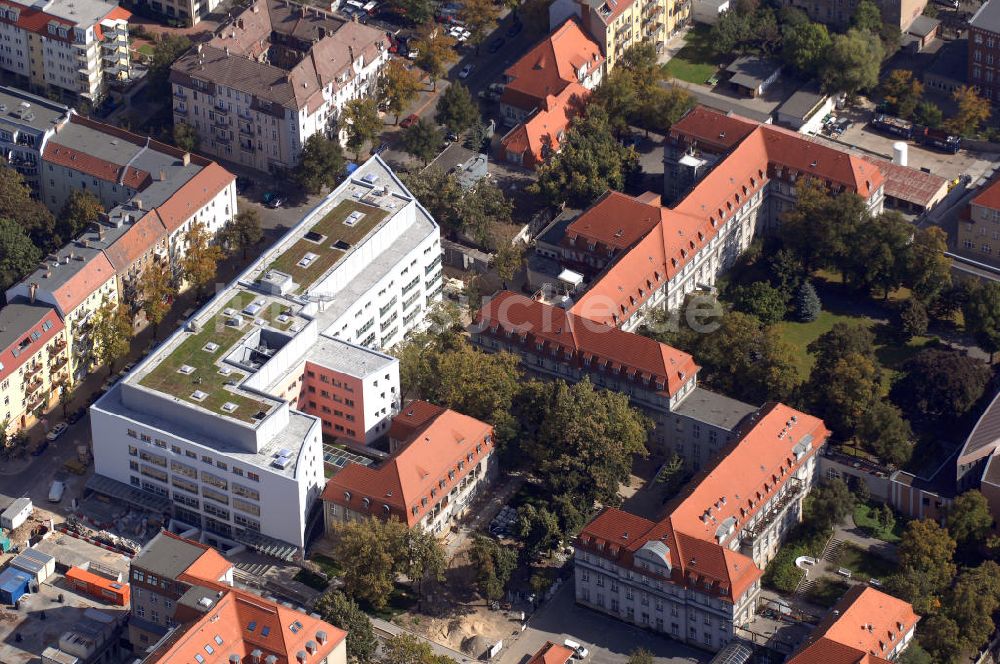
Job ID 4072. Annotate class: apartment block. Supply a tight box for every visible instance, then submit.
[128,0,222,27]
[127,530,346,664]
[960,173,1000,268]
[322,400,496,535]
[574,404,827,651]
[549,0,688,71]
[0,301,70,434]
[498,19,603,169]
[5,112,236,385]
[0,86,72,192]
[90,156,441,554]
[169,0,388,173]
[0,0,130,102]
[788,586,919,663]
[970,1,1000,103]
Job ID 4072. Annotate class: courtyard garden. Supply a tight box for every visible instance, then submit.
[662,25,725,85]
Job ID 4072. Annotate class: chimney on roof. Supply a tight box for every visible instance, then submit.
[238,17,244,29]
[29,282,37,303]
[134,197,143,210]
[197,43,203,54]
[97,224,104,241]
[159,170,166,181]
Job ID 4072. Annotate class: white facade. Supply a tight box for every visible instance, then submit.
[89,157,442,553]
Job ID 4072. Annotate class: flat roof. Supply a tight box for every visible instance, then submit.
[776,84,827,120]
[726,56,781,89]
[303,336,396,378]
[131,530,207,579]
[31,531,132,577]
[0,86,70,133]
[672,387,758,431]
[40,0,119,25]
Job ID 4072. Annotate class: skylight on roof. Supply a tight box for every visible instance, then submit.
[343,210,366,227]
[221,402,238,413]
[218,366,232,376]
[215,635,224,645]
[191,390,208,401]
[203,342,220,353]
[296,253,319,268]
[261,626,271,637]
[177,365,195,375]
[244,302,264,316]
[248,620,257,632]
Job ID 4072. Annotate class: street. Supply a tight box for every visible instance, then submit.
[498,581,709,664]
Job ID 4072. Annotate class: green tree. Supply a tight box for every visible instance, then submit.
[809,322,878,374]
[780,178,871,275]
[822,29,884,98]
[711,8,755,55]
[385,0,435,24]
[898,643,934,664]
[0,218,42,291]
[533,378,651,509]
[516,503,563,559]
[378,59,422,124]
[435,82,480,134]
[945,85,991,136]
[893,348,991,420]
[293,134,346,194]
[401,526,447,602]
[907,227,951,304]
[531,107,638,208]
[638,86,695,134]
[314,590,378,664]
[139,261,176,339]
[816,353,883,437]
[730,280,788,324]
[401,117,442,165]
[875,503,896,533]
[627,649,654,664]
[0,166,56,250]
[90,300,132,375]
[945,490,993,546]
[148,34,191,96]
[382,634,455,664]
[590,69,638,137]
[918,614,963,664]
[852,0,884,32]
[807,477,854,531]
[400,168,463,234]
[892,519,956,614]
[944,561,1000,653]
[470,536,517,600]
[461,0,500,52]
[413,23,457,90]
[57,189,104,244]
[962,281,1000,361]
[172,121,200,152]
[218,209,263,259]
[332,517,409,609]
[893,298,928,343]
[847,210,912,296]
[181,221,224,298]
[794,280,821,322]
[343,97,382,160]
[914,100,943,128]
[881,69,924,118]
[857,400,913,467]
[782,21,831,77]
[458,179,513,248]
[492,235,525,284]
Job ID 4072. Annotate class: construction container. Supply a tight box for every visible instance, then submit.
[0,566,33,604]
[65,566,130,606]
[11,547,56,584]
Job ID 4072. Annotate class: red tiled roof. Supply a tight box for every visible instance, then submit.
[475,291,699,398]
[0,1,73,42]
[43,141,151,190]
[322,403,494,527]
[389,400,446,444]
[528,642,576,664]
[972,173,1000,210]
[669,106,757,153]
[101,211,168,271]
[0,304,64,384]
[50,252,116,315]
[789,586,919,664]
[565,191,661,252]
[863,156,948,209]
[500,83,587,169]
[501,18,602,112]
[156,162,236,233]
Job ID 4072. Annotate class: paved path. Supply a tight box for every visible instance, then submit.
[372,616,477,663]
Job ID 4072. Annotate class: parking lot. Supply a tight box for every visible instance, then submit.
[497,582,709,664]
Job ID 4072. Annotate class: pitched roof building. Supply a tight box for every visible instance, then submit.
[788,586,919,664]
[498,19,603,169]
[170,0,389,173]
[322,401,496,534]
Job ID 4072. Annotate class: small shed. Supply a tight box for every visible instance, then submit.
[775,84,834,134]
[725,56,782,97]
[906,15,940,52]
[0,566,33,604]
[0,497,32,530]
[693,0,729,25]
[11,547,56,584]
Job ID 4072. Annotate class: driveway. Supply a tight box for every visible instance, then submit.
[497,581,709,664]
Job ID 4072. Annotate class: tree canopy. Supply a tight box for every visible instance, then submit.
[343,97,382,160]
[401,118,442,165]
[140,262,176,338]
[470,535,517,600]
[782,20,831,77]
[219,209,263,259]
[881,69,924,119]
[944,85,991,137]
[413,23,457,89]
[891,519,956,615]
[181,221,224,297]
[90,300,132,374]
[57,189,104,245]
[0,218,41,291]
[379,59,422,124]
[962,281,1000,360]
[944,490,993,546]
[435,83,480,134]
[293,134,346,194]
[821,28,884,97]
[892,348,991,421]
[0,166,56,251]
[314,591,378,663]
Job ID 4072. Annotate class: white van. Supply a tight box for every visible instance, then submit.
[48,480,66,503]
[563,640,589,659]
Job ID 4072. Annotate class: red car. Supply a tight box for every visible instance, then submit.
[400,114,419,128]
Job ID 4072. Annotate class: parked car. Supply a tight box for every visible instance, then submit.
[563,640,589,659]
[46,423,68,442]
[487,37,505,53]
[370,142,390,156]
[48,480,66,503]
[67,408,87,425]
[400,114,419,128]
[458,64,473,78]
[506,21,522,38]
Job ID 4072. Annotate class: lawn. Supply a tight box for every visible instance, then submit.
[805,578,851,608]
[138,291,278,421]
[833,542,896,581]
[268,199,388,292]
[309,553,343,578]
[853,503,904,543]
[661,25,725,85]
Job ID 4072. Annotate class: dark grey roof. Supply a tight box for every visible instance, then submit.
[0,301,57,356]
[925,39,967,84]
[971,0,1000,34]
[908,14,940,37]
[725,56,782,90]
[961,390,1000,458]
[673,387,758,431]
[662,82,773,123]
[131,531,209,580]
[776,84,828,120]
[982,453,1000,486]
[0,86,70,134]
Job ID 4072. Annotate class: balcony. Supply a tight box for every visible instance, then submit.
[174,105,188,116]
[740,477,803,543]
[51,336,67,352]
[51,355,68,372]
[25,375,43,395]
[26,394,44,412]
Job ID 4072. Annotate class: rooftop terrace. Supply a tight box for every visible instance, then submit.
[136,290,305,422]
[266,198,390,293]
